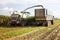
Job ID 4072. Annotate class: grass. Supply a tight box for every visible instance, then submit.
[0,19,60,39]
[1,28,35,38]
[0,27,42,39]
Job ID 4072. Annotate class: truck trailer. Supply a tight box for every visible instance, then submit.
[35,8,54,26]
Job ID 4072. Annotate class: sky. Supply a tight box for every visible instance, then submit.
[0,0,60,18]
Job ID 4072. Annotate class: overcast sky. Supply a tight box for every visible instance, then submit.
[0,0,60,18]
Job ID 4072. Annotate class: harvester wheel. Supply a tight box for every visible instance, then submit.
[21,21,25,26]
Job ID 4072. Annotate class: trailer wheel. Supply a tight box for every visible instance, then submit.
[51,20,53,25]
[42,22,46,26]
[42,21,47,26]
[47,21,52,26]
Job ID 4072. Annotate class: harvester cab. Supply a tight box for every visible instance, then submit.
[10,11,22,25]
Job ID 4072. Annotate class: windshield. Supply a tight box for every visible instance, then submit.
[11,17,17,20]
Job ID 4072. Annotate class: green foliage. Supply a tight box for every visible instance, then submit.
[26,16,35,22]
[0,15,10,26]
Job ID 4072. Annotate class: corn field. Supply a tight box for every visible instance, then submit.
[0,15,10,26]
